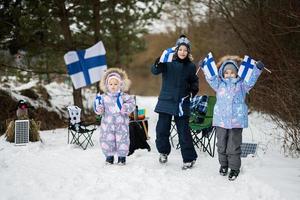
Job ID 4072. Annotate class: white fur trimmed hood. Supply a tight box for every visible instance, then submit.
[99,68,131,93]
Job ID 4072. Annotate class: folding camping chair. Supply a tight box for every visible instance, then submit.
[67,106,96,150]
[169,95,209,149]
[189,96,217,157]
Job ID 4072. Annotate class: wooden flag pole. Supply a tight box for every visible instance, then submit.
[264,67,272,73]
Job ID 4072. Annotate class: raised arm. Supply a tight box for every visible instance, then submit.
[242,61,264,93]
[198,60,220,92]
[151,57,167,75]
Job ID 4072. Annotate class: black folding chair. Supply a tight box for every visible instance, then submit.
[67,106,96,150]
[170,118,180,149]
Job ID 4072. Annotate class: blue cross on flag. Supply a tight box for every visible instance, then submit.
[159,47,176,63]
[202,52,218,79]
[238,55,256,82]
[64,41,107,89]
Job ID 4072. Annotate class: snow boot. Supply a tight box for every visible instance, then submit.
[159,153,168,164]
[228,169,240,181]
[219,166,228,176]
[117,157,126,165]
[105,156,114,165]
[182,160,196,170]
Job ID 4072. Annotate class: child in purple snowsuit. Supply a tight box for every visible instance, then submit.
[202,57,264,180]
[94,68,135,165]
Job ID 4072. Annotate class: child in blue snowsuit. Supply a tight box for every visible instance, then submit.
[202,58,264,180]
[151,35,199,170]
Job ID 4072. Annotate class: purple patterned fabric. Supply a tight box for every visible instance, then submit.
[94,92,135,157]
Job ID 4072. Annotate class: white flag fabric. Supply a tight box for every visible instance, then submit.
[202,52,218,79]
[159,47,176,63]
[64,41,107,89]
[238,55,256,82]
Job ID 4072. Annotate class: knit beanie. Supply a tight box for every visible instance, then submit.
[175,34,191,52]
[223,63,238,74]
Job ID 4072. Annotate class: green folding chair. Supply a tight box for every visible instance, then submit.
[189,96,217,157]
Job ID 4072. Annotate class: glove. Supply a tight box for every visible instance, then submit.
[198,60,204,68]
[189,86,199,98]
[154,56,160,66]
[191,89,198,98]
[256,61,264,70]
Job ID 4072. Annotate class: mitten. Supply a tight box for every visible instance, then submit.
[154,56,160,65]
[256,61,264,70]
[191,89,198,98]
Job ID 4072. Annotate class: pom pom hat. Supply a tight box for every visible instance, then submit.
[175,34,191,52]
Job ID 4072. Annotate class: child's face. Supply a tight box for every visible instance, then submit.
[224,69,237,79]
[108,78,120,93]
[177,45,188,59]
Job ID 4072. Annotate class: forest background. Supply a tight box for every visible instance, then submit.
[0,0,299,155]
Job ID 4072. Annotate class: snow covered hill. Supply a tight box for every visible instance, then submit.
[0,81,299,200]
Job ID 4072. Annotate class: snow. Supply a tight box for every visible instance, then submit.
[1,82,300,200]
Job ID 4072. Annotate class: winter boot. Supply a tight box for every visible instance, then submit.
[228,169,240,181]
[105,156,114,165]
[182,160,196,170]
[117,157,126,165]
[219,166,228,176]
[159,153,168,164]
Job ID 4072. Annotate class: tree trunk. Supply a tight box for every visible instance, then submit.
[55,0,83,110]
[92,0,101,43]
[92,0,101,93]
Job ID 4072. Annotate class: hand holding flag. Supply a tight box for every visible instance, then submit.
[238,55,256,82]
[159,47,176,63]
[93,93,104,115]
[200,52,218,78]
[238,56,271,82]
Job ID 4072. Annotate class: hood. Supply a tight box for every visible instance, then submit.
[99,68,131,93]
[219,60,239,80]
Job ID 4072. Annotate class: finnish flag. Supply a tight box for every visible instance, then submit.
[64,41,107,89]
[159,47,176,63]
[93,93,103,114]
[238,55,255,82]
[202,52,218,78]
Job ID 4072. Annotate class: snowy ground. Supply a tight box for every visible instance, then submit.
[0,82,300,200]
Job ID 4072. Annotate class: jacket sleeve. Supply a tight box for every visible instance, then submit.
[151,57,167,75]
[189,64,199,97]
[121,94,135,115]
[242,65,263,93]
[204,74,220,92]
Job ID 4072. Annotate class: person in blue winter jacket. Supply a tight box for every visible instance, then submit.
[201,56,264,180]
[151,35,199,170]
